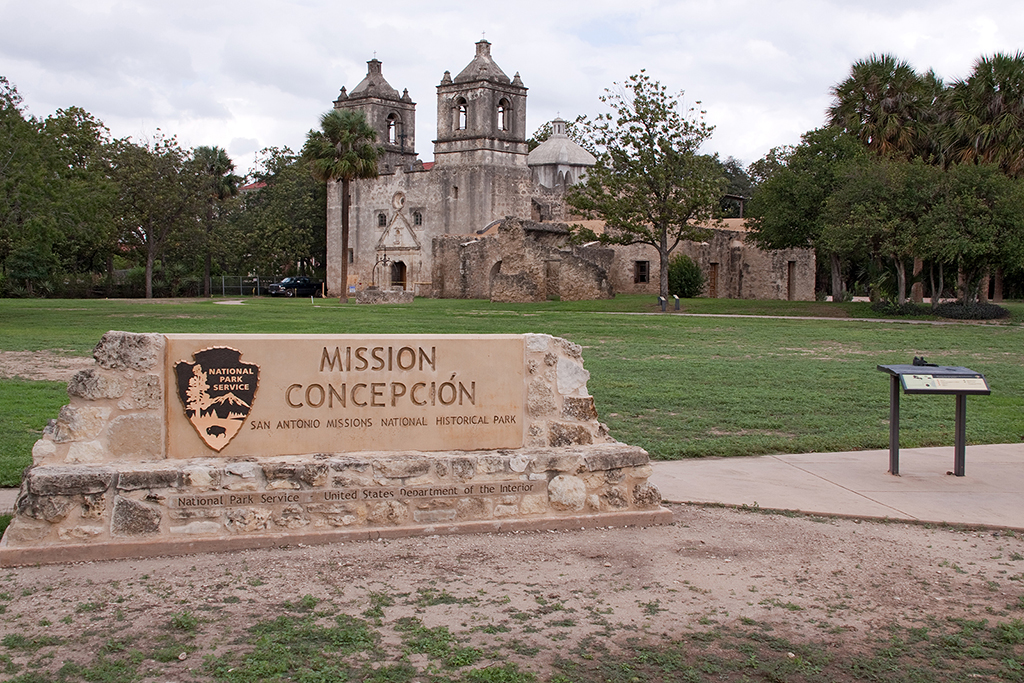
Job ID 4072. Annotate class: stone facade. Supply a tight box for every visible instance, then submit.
[324,42,815,302]
[1,331,668,565]
[327,40,535,297]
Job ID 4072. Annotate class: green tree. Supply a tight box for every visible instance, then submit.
[827,54,936,160]
[193,145,240,296]
[717,156,751,217]
[110,134,204,298]
[567,71,724,299]
[923,163,1024,303]
[41,106,117,286]
[746,127,867,300]
[941,51,1024,178]
[224,147,326,278]
[302,109,380,301]
[0,77,50,294]
[823,156,940,304]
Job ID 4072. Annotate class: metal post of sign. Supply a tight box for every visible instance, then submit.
[674,295,680,310]
[954,394,967,476]
[889,374,900,475]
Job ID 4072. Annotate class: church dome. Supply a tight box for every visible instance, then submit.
[527,119,596,168]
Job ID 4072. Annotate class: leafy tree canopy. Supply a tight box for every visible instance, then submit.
[567,71,724,298]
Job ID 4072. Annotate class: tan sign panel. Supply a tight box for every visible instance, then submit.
[165,335,525,458]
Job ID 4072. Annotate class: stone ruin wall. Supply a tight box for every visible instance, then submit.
[611,231,816,300]
[430,236,501,300]
[433,217,614,303]
[3,332,665,558]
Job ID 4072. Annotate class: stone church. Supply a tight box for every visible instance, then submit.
[326,40,814,301]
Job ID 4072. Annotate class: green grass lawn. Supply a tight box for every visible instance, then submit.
[1,295,1022,486]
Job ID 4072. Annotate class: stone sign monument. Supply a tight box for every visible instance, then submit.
[0,332,669,566]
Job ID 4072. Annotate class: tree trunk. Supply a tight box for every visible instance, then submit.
[894,257,907,305]
[935,262,944,307]
[910,258,924,303]
[993,267,1004,303]
[204,249,212,298]
[106,254,114,297]
[658,227,669,300]
[145,248,155,299]
[829,253,844,302]
[340,178,351,303]
[203,202,215,297]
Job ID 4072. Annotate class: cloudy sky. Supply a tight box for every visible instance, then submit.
[2,0,1020,176]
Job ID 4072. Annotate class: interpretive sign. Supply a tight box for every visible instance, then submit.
[165,335,525,458]
[877,363,991,476]
[898,373,990,394]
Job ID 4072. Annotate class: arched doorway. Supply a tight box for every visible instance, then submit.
[391,261,407,291]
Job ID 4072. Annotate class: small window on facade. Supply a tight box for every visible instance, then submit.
[348,248,354,264]
[413,211,423,226]
[377,213,387,227]
[497,99,510,131]
[634,261,650,284]
[457,99,468,130]
[387,114,399,144]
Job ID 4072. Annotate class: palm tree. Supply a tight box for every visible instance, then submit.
[941,51,1024,178]
[827,54,933,160]
[303,109,380,301]
[194,146,239,297]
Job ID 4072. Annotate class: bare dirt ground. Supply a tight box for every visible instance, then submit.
[2,506,1023,681]
[0,350,94,382]
[2,351,1023,680]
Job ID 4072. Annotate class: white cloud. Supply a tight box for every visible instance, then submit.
[2,0,1022,174]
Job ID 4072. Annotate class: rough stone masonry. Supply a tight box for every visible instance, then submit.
[0,332,668,565]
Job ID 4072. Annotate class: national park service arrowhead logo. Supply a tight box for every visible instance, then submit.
[173,347,259,451]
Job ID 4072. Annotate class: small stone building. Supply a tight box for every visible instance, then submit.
[608,219,815,301]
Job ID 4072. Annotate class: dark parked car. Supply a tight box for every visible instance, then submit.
[267,276,323,297]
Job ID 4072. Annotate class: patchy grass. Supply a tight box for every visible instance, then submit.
[0,379,67,487]
[2,295,1024,485]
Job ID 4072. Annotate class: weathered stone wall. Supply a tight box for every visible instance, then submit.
[31,331,167,466]
[435,217,614,303]
[355,288,415,304]
[430,236,501,299]
[2,332,666,563]
[609,230,816,300]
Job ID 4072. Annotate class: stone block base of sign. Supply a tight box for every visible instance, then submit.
[0,330,669,566]
[356,288,414,304]
[1,445,669,566]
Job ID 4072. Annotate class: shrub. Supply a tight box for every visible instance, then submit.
[932,301,1010,320]
[668,253,705,298]
[870,301,928,317]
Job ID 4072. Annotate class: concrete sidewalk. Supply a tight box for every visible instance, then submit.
[1,444,1019,529]
[650,443,1024,529]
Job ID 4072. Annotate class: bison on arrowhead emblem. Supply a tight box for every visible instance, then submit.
[174,347,259,451]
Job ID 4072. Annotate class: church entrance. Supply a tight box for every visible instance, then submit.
[391,261,407,291]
